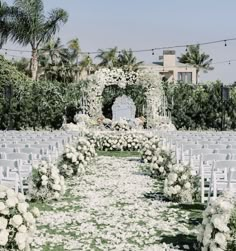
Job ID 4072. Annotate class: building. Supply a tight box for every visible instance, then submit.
[142,50,197,84]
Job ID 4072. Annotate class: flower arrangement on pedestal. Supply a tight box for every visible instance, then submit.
[0,185,39,250]
[59,138,96,177]
[28,161,65,201]
[197,192,236,251]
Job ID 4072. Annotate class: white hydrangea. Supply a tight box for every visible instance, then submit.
[28,161,66,201]
[0,185,39,250]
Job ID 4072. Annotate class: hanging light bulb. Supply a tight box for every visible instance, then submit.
[229,60,231,65]
[152,49,154,56]
[185,45,188,52]
[225,40,227,46]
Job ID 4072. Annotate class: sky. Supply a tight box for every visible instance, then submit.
[3,0,236,83]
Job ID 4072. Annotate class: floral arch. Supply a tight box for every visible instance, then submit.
[83,68,167,128]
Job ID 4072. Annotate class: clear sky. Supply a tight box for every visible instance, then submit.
[4,0,236,83]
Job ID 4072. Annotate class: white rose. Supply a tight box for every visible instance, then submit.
[40,167,47,174]
[31,207,40,218]
[11,215,23,227]
[41,180,48,186]
[0,217,8,230]
[15,232,27,250]
[6,197,17,208]
[214,232,227,249]
[17,193,26,202]
[6,189,16,198]
[41,175,48,181]
[52,184,61,191]
[23,212,35,224]
[18,203,29,214]
[18,225,27,233]
[184,182,191,189]
[0,229,9,246]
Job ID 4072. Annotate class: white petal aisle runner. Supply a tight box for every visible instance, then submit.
[32,157,198,251]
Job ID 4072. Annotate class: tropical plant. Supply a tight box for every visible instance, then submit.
[67,38,80,81]
[118,49,143,72]
[178,45,214,84]
[78,55,96,78]
[96,47,119,68]
[1,0,68,80]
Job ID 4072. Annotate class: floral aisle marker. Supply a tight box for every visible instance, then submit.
[0,185,39,250]
[197,192,236,251]
[163,164,197,203]
[59,137,96,177]
[28,161,65,201]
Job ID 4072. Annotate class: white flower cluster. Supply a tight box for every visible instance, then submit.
[197,193,235,251]
[112,119,132,131]
[0,185,39,250]
[141,138,173,177]
[74,113,90,125]
[61,138,96,176]
[90,132,146,151]
[29,161,66,201]
[163,164,194,203]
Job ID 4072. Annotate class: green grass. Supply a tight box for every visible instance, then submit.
[96,150,140,158]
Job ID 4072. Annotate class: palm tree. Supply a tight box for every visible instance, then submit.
[79,55,96,79]
[1,0,68,80]
[67,38,80,81]
[0,1,13,47]
[118,49,143,72]
[178,45,214,84]
[96,47,118,68]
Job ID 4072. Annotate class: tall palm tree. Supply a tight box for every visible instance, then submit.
[96,47,118,68]
[0,1,15,47]
[79,55,96,79]
[178,45,214,84]
[118,49,143,72]
[2,0,68,80]
[67,38,80,81]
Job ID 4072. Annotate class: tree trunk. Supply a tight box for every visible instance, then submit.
[31,48,38,81]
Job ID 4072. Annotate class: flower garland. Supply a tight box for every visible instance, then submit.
[28,161,66,201]
[197,192,236,250]
[0,185,39,250]
[111,119,132,131]
[59,138,96,177]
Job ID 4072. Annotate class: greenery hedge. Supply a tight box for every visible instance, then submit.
[1,55,236,131]
[163,81,236,130]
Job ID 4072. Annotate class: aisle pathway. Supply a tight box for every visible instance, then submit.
[32,156,198,251]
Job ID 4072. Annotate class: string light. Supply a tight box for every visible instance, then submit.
[1,36,236,55]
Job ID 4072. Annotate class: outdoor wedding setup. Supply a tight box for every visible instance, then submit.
[1,0,236,250]
[0,67,235,251]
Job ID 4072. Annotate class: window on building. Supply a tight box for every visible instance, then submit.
[178,72,192,83]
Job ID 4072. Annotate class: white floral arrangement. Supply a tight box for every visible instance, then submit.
[28,161,66,201]
[60,138,96,176]
[163,163,196,203]
[89,132,146,151]
[141,138,174,177]
[0,185,40,250]
[112,119,132,131]
[197,192,236,251]
[74,113,90,125]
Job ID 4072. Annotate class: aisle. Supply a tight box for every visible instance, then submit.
[32,156,198,251]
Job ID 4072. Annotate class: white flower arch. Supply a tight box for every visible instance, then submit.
[83,68,166,127]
